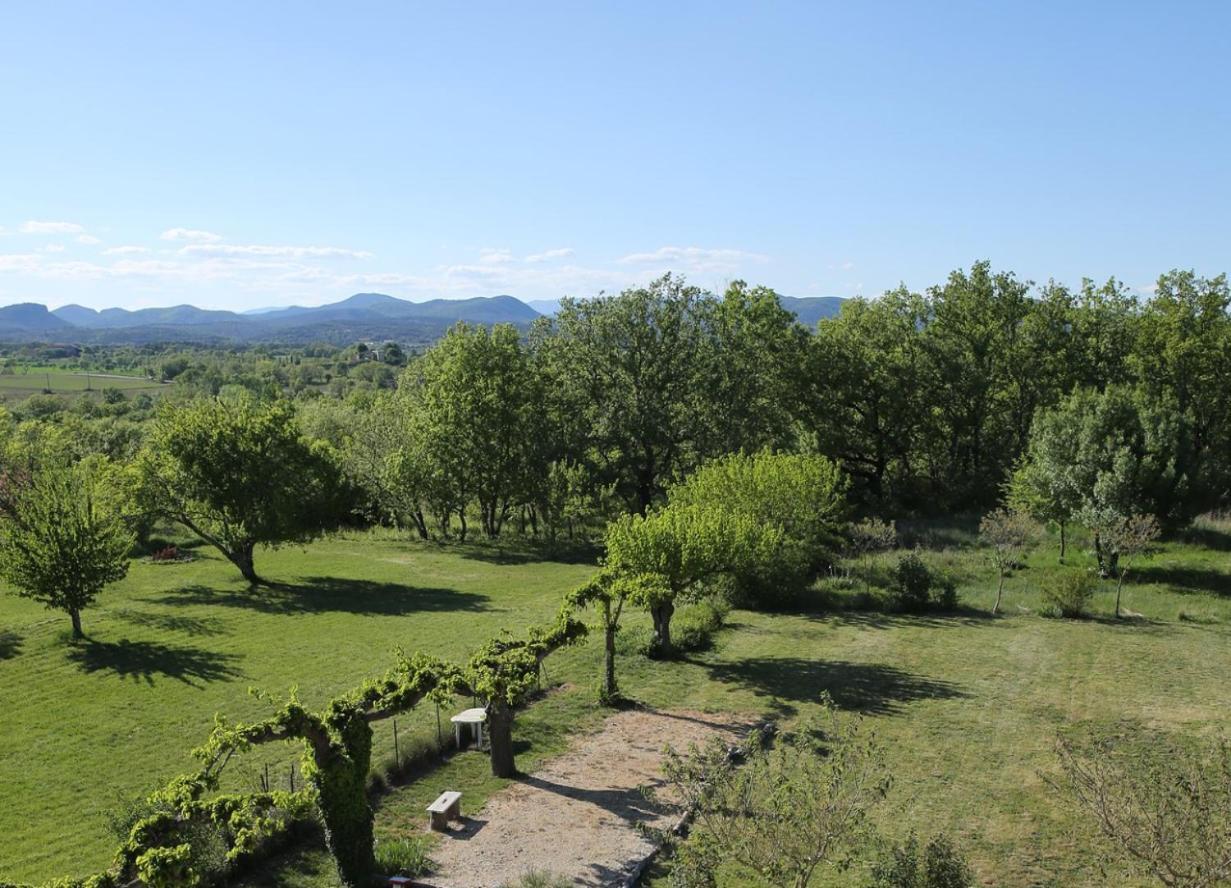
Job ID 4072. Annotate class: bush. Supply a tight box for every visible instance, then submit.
[890,552,933,612]
[932,572,959,611]
[872,833,975,887]
[374,835,432,877]
[673,598,730,652]
[1042,570,1097,618]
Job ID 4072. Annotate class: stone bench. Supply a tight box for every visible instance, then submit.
[427,790,462,831]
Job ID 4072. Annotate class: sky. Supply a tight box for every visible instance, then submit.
[1,1,1228,311]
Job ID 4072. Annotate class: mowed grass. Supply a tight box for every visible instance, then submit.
[2,519,1231,885]
[0,367,166,401]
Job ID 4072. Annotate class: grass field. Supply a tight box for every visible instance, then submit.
[0,366,166,401]
[2,520,1230,886]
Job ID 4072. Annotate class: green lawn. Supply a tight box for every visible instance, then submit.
[0,367,166,401]
[2,521,1231,886]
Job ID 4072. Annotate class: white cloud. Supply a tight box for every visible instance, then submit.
[77,234,102,245]
[44,244,66,253]
[21,220,85,234]
[160,227,223,243]
[180,243,372,259]
[525,248,574,263]
[618,245,768,273]
[0,254,43,272]
[478,248,515,265]
[102,245,150,255]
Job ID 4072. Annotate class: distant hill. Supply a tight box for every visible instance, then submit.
[1,291,845,345]
[6,294,546,345]
[0,303,74,335]
[779,296,847,326]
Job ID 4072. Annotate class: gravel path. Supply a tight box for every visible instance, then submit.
[420,708,748,888]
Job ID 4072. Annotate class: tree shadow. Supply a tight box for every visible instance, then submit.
[0,630,21,660]
[1132,565,1231,596]
[110,608,227,637]
[452,539,600,566]
[1178,524,1231,553]
[66,638,243,687]
[696,657,968,717]
[520,774,664,822]
[150,578,490,616]
[821,607,1004,630]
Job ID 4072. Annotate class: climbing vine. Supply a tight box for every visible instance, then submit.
[5,616,584,888]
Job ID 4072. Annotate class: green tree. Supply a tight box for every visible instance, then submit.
[0,455,133,638]
[455,615,587,777]
[136,396,346,584]
[543,274,713,514]
[666,450,849,602]
[567,569,664,704]
[977,508,1036,615]
[807,288,930,503]
[604,503,782,657]
[399,323,538,538]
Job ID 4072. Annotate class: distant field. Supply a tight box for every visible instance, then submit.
[2,523,1231,886]
[0,367,166,401]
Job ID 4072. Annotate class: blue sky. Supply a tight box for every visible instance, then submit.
[1,2,1228,310]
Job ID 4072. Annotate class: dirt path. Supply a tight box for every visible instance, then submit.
[420,708,749,888]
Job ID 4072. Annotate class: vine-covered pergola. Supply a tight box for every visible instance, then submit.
[10,612,587,888]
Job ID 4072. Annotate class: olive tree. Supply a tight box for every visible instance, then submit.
[0,455,133,639]
[136,396,346,584]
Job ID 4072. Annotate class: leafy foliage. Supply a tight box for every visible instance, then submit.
[135,395,348,582]
[0,453,133,638]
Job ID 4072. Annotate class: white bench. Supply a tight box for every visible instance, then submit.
[427,790,462,831]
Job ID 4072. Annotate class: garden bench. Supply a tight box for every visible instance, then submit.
[427,790,462,831]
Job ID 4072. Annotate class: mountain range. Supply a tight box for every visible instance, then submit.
[0,292,846,345]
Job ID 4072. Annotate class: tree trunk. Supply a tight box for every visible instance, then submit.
[457,510,468,542]
[69,607,84,640]
[1115,574,1125,618]
[649,601,675,658]
[311,734,375,888]
[601,623,619,704]
[487,702,516,778]
[1059,522,1067,562]
[411,509,430,540]
[226,542,261,585]
[992,575,1005,615]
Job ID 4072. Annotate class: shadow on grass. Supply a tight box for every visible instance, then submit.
[697,656,968,717]
[451,539,600,566]
[111,608,227,637]
[67,638,243,687]
[1178,524,1231,553]
[823,607,1004,630]
[0,630,21,660]
[151,578,490,616]
[1132,565,1231,596]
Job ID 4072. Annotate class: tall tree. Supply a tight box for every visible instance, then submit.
[543,274,713,514]
[399,323,538,538]
[808,289,930,503]
[0,454,133,638]
[136,396,346,584]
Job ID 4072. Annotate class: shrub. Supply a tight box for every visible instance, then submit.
[1042,570,1097,618]
[890,552,933,612]
[932,572,959,611]
[871,833,975,887]
[150,545,181,562]
[673,598,730,652]
[374,835,432,877]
